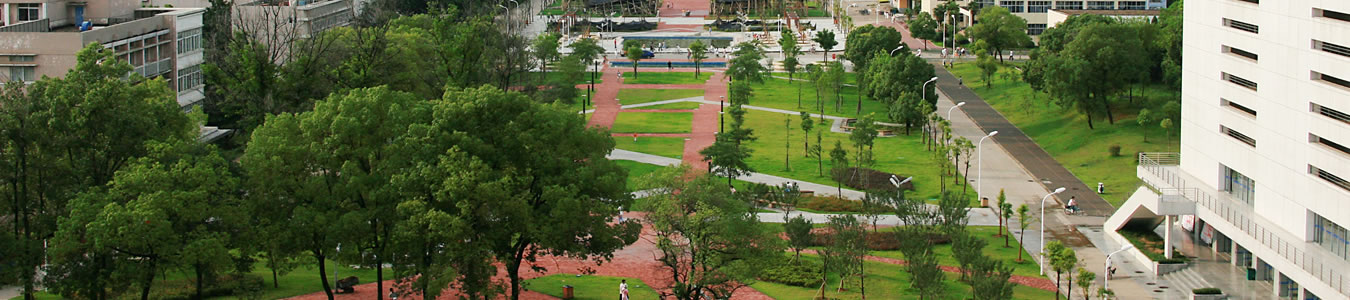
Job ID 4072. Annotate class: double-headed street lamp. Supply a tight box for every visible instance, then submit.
[1039,187,1067,275]
[977,130,999,206]
[889,175,913,199]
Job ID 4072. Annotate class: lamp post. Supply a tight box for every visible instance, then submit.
[946,101,966,120]
[719,95,726,133]
[977,130,998,207]
[890,45,906,56]
[921,76,938,103]
[1103,244,1135,290]
[1039,187,1067,275]
[889,175,913,199]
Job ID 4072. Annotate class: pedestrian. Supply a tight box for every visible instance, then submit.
[619,279,630,300]
[389,288,398,300]
[633,133,639,142]
[1065,196,1079,214]
[668,61,673,70]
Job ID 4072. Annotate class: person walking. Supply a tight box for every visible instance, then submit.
[389,288,398,300]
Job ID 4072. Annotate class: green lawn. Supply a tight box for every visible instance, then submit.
[750,254,1056,300]
[9,262,385,300]
[539,71,604,85]
[524,274,659,300]
[617,88,706,106]
[870,226,1043,278]
[740,109,971,203]
[755,76,889,119]
[621,72,711,85]
[949,63,1180,206]
[614,159,673,191]
[633,101,703,110]
[614,136,686,159]
[611,112,693,133]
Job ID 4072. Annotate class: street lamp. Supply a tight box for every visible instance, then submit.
[947,101,966,120]
[977,130,999,208]
[889,175,913,199]
[921,77,938,103]
[719,95,726,133]
[890,45,906,56]
[1039,187,1067,275]
[1103,244,1135,290]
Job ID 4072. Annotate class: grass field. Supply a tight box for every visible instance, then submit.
[870,226,1042,278]
[616,88,705,106]
[614,136,686,159]
[740,109,973,203]
[948,63,1180,206]
[524,274,659,300]
[750,76,891,119]
[8,262,386,300]
[621,72,711,85]
[611,112,693,133]
[750,254,1056,300]
[614,159,671,191]
[632,101,703,110]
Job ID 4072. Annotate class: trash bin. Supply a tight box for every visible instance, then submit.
[981,197,989,208]
[1246,268,1257,280]
[563,285,574,299]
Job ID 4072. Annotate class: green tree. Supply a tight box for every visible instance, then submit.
[909,12,940,50]
[543,55,584,104]
[1161,118,1175,147]
[727,42,768,83]
[826,61,846,112]
[975,43,1000,89]
[624,40,644,77]
[1035,14,1117,54]
[995,189,1009,237]
[780,31,803,107]
[824,215,867,295]
[1158,0,1184,88]
[57,140,240,300]
[1077,267,1098,300]
[1046,241,1079,299]
[800,111,814,157]
[785,215,814,262]
[968,6,1032,63]
[645,168,783,300]
[22,44,195,300]
[701,80,758,184]
[969,257,1016,300]
[814,30,838,62]
[829,141,850,195]
[1137,108,1155,142]
[532,32,562,79]
[846,25,904,114]
[689,40,708,77]
[951,231,987,282]
[813,130,825,177]
[896,226,944,300]
[570,37,605,79]
[1015,204,1034,262]
[785,118,792,170]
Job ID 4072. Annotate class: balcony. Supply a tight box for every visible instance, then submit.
[1137,152,1350,297]
[134,58,174,78]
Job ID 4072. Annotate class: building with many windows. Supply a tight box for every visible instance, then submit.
[917,0,1168,35]
[1107,0,1350,298]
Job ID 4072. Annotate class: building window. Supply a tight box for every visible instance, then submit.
[1222,45,1259,61]
[1313,213,1350,261]
[6,67,35,82]
[17,4,40,22]
[1222,72,1258,91]
[1312,103,1350,125]
[1086,1,1115,9]
[1315,8,1350,23]
[1221,98,1257,117]
[1118,1,1146,10]
[7,55,35,63]
[1310,165,1350,193]
[1310,134,1350,157]
[1313,40,1350,59]
[177,28,202,54]
[1000,1,1025,13]
[1028,1,1051,12]
[1027,24,1047,35]
[1054,1,1083,10]
[176,65,203,92]
[1312,71,1350,90]
[1224,18,1260,34]
[1222,165,1255,206]
[1220,125,1257,147]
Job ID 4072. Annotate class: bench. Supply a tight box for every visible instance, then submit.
[335,276,359,294]
[753,191,814,208]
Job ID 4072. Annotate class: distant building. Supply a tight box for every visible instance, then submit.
[918,0,1167,36]
[1045,8,1160,28]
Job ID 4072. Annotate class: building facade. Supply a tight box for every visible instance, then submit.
[918,0,1167,35]
[1111,0,1350,299]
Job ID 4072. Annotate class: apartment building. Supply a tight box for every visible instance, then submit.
[918,0,1167,35]
[1107,0,1350,299]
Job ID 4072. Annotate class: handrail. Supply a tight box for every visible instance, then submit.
[1138,152,1349,296]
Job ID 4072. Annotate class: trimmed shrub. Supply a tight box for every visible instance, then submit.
[759,261,823,287]
[1109,144,1123,157]
[829,167,915,192]
[1192,288,1223,295]
[799,196,862,213]
[866,233,901,251]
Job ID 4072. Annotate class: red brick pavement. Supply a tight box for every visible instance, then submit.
[586,67,624,129]
[611,133,693,138]
[659,0,710,17]
[684,72,725,170]
[619,109,697,113]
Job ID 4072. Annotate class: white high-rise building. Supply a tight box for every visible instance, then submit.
[1108,0,1350,299]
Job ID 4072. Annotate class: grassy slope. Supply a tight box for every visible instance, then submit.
[614,136,686,159]
[948,63,1180,206]
[621,72,711,85]
[523,274,660,300]
[740,109,972,203]
[611,112,693,133]
[616,88,705,105]
[750,254,1056,300]
[635,101,703,110]
[870,226,1042,278]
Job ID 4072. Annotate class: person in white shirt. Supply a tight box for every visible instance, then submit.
[1065,196,1079,214]
[619,280,630,300]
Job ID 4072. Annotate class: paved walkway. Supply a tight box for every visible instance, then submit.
[608,149,866,199]
[684,72,724,169]
[933,65,1113,217]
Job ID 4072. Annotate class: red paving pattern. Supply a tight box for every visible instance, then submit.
[619,109,697,113]
[655,23,704,31]
[659,0,711,17]
[611,133,693,138]
[799,249,1059,293]
[684,72,725,170]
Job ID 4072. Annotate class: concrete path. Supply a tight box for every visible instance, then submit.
[0,286,19,299]
[933,64,1114,217]
[608,149,866,199]
[754,207,1001,227]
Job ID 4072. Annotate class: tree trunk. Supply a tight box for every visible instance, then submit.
[273,267,280,288]
[196,263,206,300]
[317,252,334,300]
[796,74,802,108]
[140,260,156,300]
